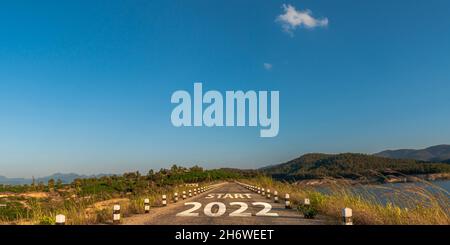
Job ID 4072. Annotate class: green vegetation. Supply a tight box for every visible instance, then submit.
[242,176,450,225]
[261,153,450,181]
[297,204,318,219]
[1,160,448,225]
[0,166,247,224]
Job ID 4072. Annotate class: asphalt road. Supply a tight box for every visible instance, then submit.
[123,182,330,225]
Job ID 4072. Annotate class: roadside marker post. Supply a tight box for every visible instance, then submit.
[182,191,186,200]
[304,198,310,206]
[113,204,121,224]
[257,187,261,194]
[144,198,150,213]
[194,188,197,195]
[274,191,279,203]
[262,188,265,196]
[162,195,167,206]
[285,194,291,209]
[55,214,65,225]
[266,189,271,199]
[174,192,178,202]
[189,190,192,197]
[342,208,353,225]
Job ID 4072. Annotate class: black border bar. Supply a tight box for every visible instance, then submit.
[0,225,449,243]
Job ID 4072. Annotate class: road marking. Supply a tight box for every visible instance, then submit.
[204,202,226,217]
[205,193,252,199]
[229,202,251,217]
[176,201,279,217]
[252,202,279,217]
[176,202,201,217]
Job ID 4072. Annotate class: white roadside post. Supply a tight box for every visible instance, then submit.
[262,188,265,196]
[342,208,353,225]
[266,189,271,199]
[304,198,310,206]
[55,214,65,225]
[182,191,186,200]
[194,188,197,195]
[174,192,178,202]
[144,198,150,213]
[189,190,192,197]
[113,204,121,224]
[274,191,279,203]
[162,195,167,206]
[285,194,291,209]
[257,187,261,194]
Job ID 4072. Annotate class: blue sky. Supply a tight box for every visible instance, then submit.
[1,0,450,177]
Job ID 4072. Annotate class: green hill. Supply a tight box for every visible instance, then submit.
[261,153,450,180]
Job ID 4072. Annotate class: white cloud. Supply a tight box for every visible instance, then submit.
[263,63,273,70]
[276,4,328,35]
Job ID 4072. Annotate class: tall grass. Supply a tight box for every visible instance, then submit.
[242,176,450,225]
[0,183,211,225]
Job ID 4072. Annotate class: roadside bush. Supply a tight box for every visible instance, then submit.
[297,204,318,219]
[39,216,54,225]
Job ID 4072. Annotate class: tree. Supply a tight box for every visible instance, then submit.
[31,176,36,190]
[56,179,63,189]
[190,165,204,173]
[48,178,55,191]
[37,181,45,191]
[73,178,82,192]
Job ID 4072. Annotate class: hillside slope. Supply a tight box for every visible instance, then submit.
[374,144,450,162]
[261,153,450,180]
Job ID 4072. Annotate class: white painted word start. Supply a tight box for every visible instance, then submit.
[205,193,252,199]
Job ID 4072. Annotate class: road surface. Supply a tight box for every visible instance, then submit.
[123,182,331,225]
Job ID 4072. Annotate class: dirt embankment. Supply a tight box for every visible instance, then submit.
[0,192,50,199]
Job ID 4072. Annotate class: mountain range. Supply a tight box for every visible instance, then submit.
[0,173,110,185]
[1,145,449,185]
[260,152,450,181]
[374,144,450,162]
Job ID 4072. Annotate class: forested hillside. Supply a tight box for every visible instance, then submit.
[261,153,450,180]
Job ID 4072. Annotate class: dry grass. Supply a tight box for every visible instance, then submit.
[0,183,210,225]
[242,176,449,225]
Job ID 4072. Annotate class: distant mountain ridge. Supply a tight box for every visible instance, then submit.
[0,173,111,185]
[374,144,450,162]
[260,153,450,180]
[3,145,449,185]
